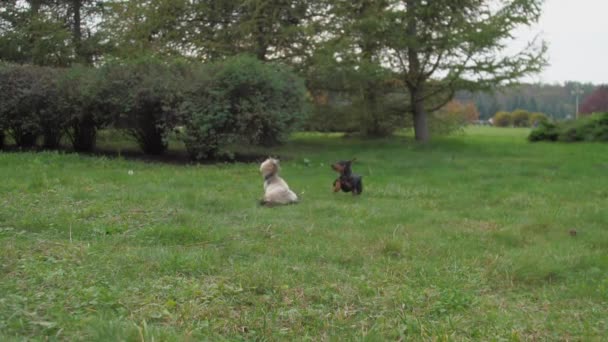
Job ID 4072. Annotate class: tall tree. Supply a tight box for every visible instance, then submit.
[0,0,104,65]
[187,0,325,63]
[0,1,72,66]
[383,0,546,142]
[99,0,325,64]
[99,0,194,58]
[310,0,402,136]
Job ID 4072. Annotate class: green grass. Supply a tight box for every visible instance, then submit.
[1,127,607,341]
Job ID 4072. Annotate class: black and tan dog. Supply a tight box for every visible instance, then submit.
[331,158,363,195]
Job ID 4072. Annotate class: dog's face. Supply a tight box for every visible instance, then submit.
[331,159,355,174]
[260,157,279,176]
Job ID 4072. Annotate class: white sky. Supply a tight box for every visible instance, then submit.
[515,0,608,84]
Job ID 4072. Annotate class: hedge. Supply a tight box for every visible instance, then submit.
[0,56,309,159]
[0,64,60,148]
[529,113,608,142]
[180,55,309,160]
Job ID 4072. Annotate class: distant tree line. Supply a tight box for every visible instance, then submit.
[455,82,599,120]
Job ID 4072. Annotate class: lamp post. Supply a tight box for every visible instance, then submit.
[572,87,584,119]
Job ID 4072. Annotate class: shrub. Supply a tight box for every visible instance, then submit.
[436,100,480,125]
[566,113,608,142]
[529,113,608,142]
[37,68,65,149]
[56,66,111,152]
[530,112,549,127]
[305,104,357,133]
[511,109,531,127]
[99,57,188,155]
[0,64,61,148]
[181,55,308,160]
[358,92,410,137]
[304,92,408,136]
[306,57,409,137]
[0,64,5,149]
[430,100,480,135]
[528,121,559,142]
[493,111,512,127]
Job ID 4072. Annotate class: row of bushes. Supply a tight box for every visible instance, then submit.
[528,113,608,142]
[0,55,308,159]
[493,110,548,127]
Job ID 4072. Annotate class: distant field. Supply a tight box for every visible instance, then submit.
[1,127,607,340]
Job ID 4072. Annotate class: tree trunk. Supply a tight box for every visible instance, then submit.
[408,85,430,142]
[30,0,42,15]
[412,90,429,142]
[363,84,379,135]
[358,1,382,136]
[406,0,429,142]
[72,0,86,64]
[255,41,268,61]
[254,23,268,61]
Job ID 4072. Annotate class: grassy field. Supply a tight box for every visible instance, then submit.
[1,127,607,341]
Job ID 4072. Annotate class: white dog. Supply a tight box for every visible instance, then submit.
[259,157,298,206]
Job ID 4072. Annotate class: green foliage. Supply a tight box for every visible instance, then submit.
[380,0,546,141]
[100,0,319,64]
[56,65,111,152]
[529,113,608,142]
[493,111,512,127]
[305,102,359,133]
[0,1,104,66]
[311,1,405,137]
[0,64,60,148]
[98,57,188,155]
[181,55,308,160]
[3,0,549,141]
[430,100,481,136]
[305,93,410,136]
[493,110,548,129]
[307,52,409,137]
[361,92,412,136]
[428,113,465,136]
[528,121,559,142]
[530,112,549,126]
[0,10,73,66]
[0,63,5,149]
[511,109,531,127]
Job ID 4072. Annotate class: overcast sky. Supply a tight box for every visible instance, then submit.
[515,0,608,84]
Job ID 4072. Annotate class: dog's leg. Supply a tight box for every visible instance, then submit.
[333,179,342,192]
[352,180,363,195]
